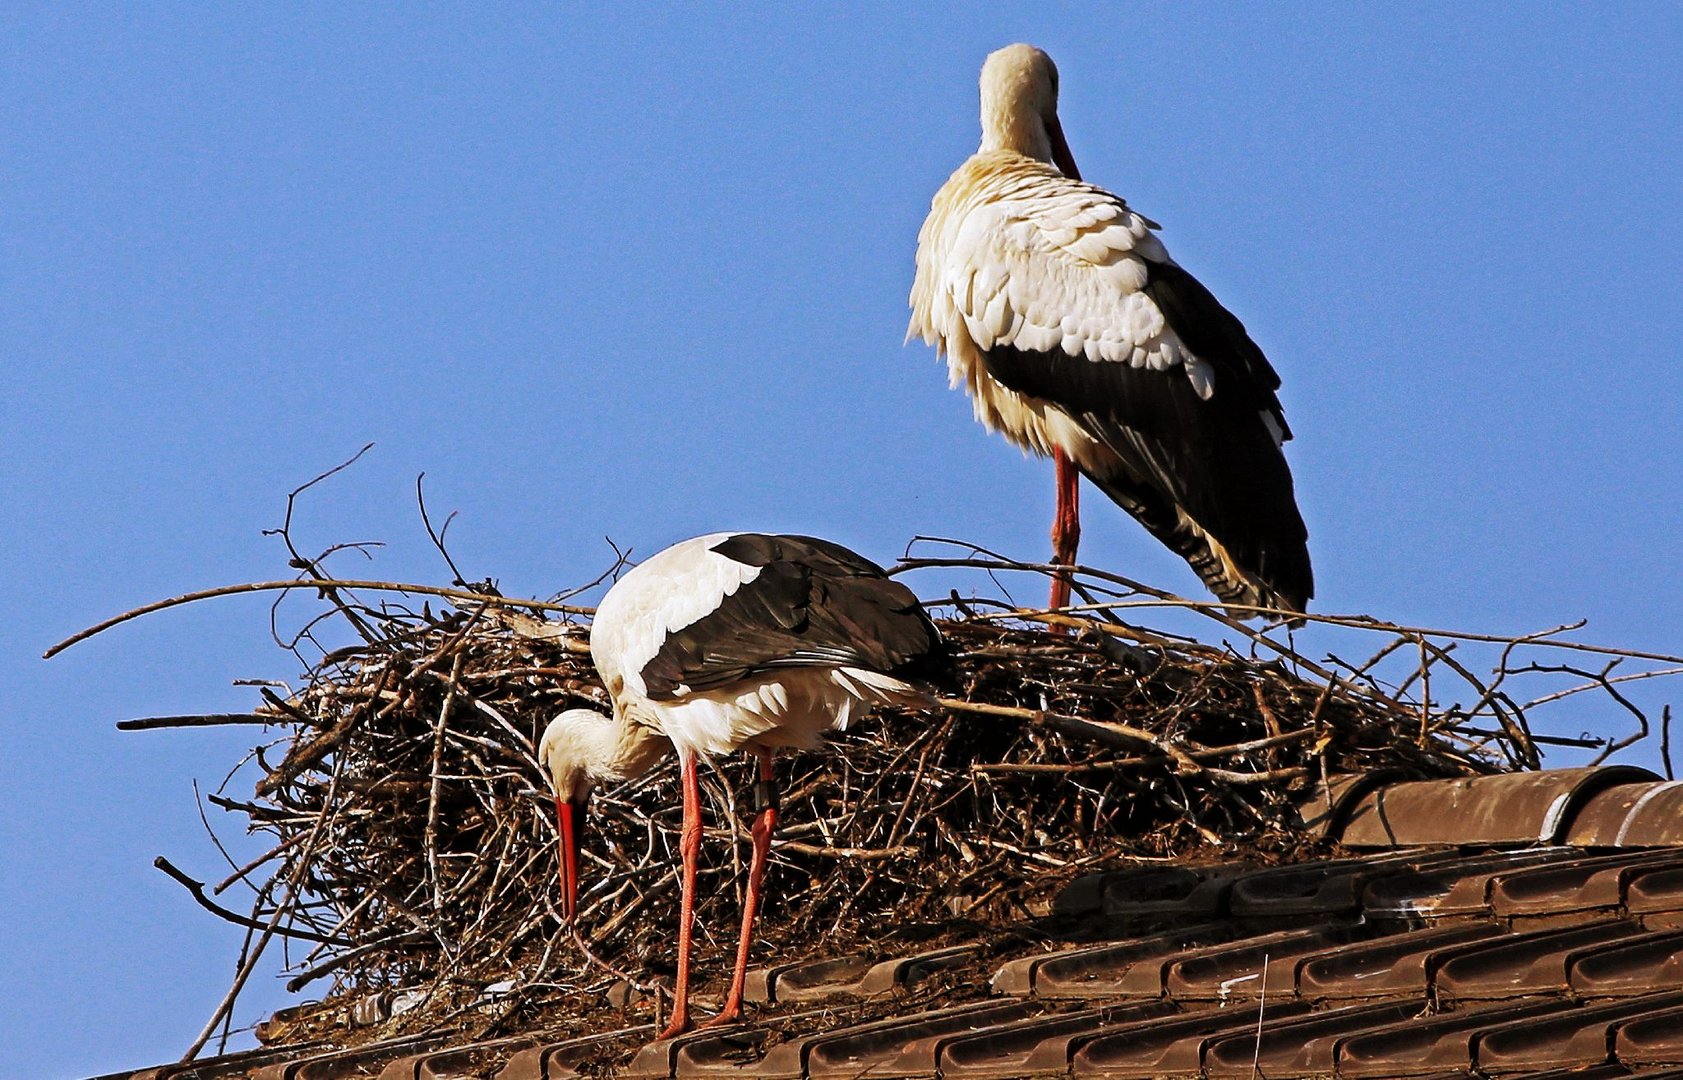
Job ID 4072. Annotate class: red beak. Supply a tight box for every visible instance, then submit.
[557,795,584,923]
[1048,113,1082,182]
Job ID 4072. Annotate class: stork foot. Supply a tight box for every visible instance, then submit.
[697,1002,745,1030]
[656,1011,691,1041]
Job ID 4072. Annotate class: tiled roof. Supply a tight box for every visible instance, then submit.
[96,767,1683,1080]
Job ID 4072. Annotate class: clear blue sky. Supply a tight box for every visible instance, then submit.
[5,6,1681,1076]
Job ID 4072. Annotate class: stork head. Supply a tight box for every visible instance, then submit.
[538,707,669,923]
[978,43,1080,180]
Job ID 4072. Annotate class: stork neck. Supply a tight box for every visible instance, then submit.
[572,708,667,785]
[980,111,1054,162]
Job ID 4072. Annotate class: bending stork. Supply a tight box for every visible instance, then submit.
[909,43,1313,618]
[538,532,942,1037]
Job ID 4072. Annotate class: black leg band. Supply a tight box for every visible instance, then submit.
[753,778,780,814]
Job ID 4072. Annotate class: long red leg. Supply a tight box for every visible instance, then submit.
[702,749,777,1029]
[1049,449,1081,626]
[659,751,704,1040]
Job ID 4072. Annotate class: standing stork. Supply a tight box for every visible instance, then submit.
[538,532,942,1037]
[909,43,1313,619]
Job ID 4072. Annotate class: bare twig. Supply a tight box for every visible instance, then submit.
[45,579,592,659]
[117,714,278,731]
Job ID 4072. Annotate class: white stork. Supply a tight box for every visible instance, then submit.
[538,532,942,1037]
[909,43,1313,618]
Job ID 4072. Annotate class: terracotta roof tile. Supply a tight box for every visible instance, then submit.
[97,768,1683,1080]
[1296,922,1504,1002]
[1336,767,1662,847]
[1069,998,1312,1078]
[935,1001,1177,1079]
[1201,999,1421,1079]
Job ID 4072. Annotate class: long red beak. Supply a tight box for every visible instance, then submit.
[557,795,584,923]
[1048,113,1082,182]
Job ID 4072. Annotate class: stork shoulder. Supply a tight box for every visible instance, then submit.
[589,532,763,701]
[913,156,1212,394]
[615,534,940,704]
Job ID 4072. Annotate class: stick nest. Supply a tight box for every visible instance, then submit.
[60,462,1669,1057]
[224,585,1500,1036]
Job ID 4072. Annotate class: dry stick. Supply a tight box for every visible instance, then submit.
[284,933,425,993]
[426,650,469,912]
[936,696,1203,773]
[902,551,1304,631]
[190,779,264,903]
[153,857,349,945]
[588,868,677,948]
[43,578,592,660]
[179,755,348,1063]
[302,884,389,961]
[117,713,279,731]
[215,832,309,895]
[1251,683,1284,769]
[1440,727,1605,750]
[778,841,920,860]
[1322,650,1409,718]
[971,728,1322,776]
[1535,662,1654,767]
[206,791,300,823]
[269,616,476,805]
[1185,727,1320,759]
[416,472,471,590]
[1662,705,1676,781]
[1518,665,1683,709]
[1418,637,1539,769]
[1022,603,1397,717]
[429,679,540,768]
[260,686,321,727]
[255,668,394,798]
[1391,637,1445,701]
[461,842,548,941]
[972,761,1127,776]
[275,603,362,665]
[835,715,944,842]
[270,446,388,648]
[899,548,1683,666]
[883,733,941,850]
[1417,637,1432,749]
[215,880,270,1056]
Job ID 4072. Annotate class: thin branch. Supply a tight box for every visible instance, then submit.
[153,856,349,946]
[117,714,278,731]
[416,472,472,589]
[45,579,591,659]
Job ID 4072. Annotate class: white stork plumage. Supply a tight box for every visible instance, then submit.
[909,43,1313,618]
[538,532,943,1037]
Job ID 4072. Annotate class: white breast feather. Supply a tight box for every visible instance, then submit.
[909,154,1215,404]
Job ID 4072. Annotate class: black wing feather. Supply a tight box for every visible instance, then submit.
[1142,259,1292,440]
[638,534,944,700]
[982,257,1312,610]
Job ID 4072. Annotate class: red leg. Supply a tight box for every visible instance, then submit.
[702,750,777,1029]
[1049,449,1081,625]
[659,752,704,1040]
